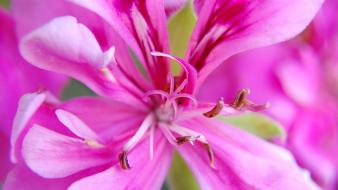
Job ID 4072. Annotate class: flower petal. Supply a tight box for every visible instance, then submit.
[22,125,114,178]
[69,131,173,190]
[288,111,338,188]
[0,132,11,182]
[12,0,150,91]
[68,0,171,88]
[55,109,101,142]
[60,97,147,144]
[20,16,134,97]
[10,92,49,162]
[178,118,320,189]
[188,0,323,86]
[3,165,75,190]
[0,7,66,136]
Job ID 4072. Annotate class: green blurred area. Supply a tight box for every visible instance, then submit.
[0,0,9,8]
[219,113,286,140]
[62,80,96,100]
[167,152,200,190]
[168,2,196,75]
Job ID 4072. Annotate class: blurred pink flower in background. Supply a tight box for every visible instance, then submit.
[199,0,338,189]
[2,0,325,189]
[0,7,66,184]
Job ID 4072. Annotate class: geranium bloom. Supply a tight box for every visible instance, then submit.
[199,0,338,189]
[0,7,66,183]
[6,0,323,189]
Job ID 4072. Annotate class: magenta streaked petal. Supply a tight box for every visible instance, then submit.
[69,132,173,190]
[68,0,171,88]
[178,118,319,189]
[22,125,114,178]
[188,0,324,87]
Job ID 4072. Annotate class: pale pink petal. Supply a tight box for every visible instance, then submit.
[188,0,324,86]
[178,118,319,189]
[55,109,101,142]
[12,0,150,91]
[69,131,173,190]
[276,48,321,106]
[0,8,66,136]
[10,92,48,162]
[68,0,171,88]
[20,16,133,97]
[277,62,317,106]
[288,111,338,188]
[10,92,73,163]
[22,125,114,178]
[60,97,147,144]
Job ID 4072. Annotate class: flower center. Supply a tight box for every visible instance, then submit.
[118,75,216,169]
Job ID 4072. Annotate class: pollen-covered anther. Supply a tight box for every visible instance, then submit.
[119,151,131,170]
[176,135,200,145]
[230,88,269,112]
[203,98,224,118]
[204,143,215,168]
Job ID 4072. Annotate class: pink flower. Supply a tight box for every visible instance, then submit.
[6,0,323,189]
[199,0,338,188]
[0,8,66,183]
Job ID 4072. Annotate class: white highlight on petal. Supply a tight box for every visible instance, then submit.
[101,46,116,68]
[55,109,100,142]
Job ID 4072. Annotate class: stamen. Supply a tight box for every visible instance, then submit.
[119,114,154,169]
[119,151,131,170]
[176,135,200,145]
[144,90,169,101]
[168,75,175,94]
[204,143,215,168]
[149,126,155,160]
[203,98,224,118]
[230,89,269,111]
[170,125,215,168]
[159,124,178,146]
[230,88,250,109]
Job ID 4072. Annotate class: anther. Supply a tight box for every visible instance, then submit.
[230,88,250,109]
[230,89,269,111]
[119,151,131,170]
[176,136,200,145]
[203,98,224,118]
[204,143,215,168]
